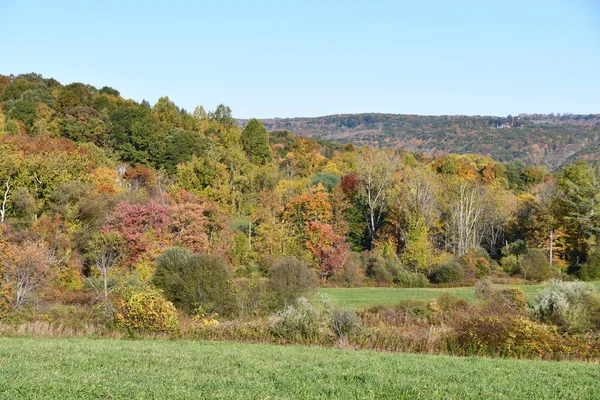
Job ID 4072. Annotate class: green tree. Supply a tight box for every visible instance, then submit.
[241,118,272,165]
[401,218,433,273]
[152,96,182,130]
[558,162,600,266]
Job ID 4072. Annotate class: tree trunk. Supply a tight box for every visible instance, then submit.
[1,177,10,223]
[549,229,554,266]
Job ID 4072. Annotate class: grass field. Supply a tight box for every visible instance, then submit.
[0,337,599,399]
[318,281,600,309]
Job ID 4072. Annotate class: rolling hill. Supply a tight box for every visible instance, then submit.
[244,113,600,169]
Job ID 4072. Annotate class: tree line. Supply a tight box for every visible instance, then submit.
[0,72,598,321]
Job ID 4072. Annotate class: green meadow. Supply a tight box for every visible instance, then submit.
[317,281,600,309]
[0,337,598,399]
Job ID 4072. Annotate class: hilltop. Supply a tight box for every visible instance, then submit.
[242,113,600,169]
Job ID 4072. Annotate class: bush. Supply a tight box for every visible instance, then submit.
[320,293,362,337]
[430,262,464,284]
[267,257,317,309]
[491,288,528,313]
[393,270,427,288]
[153,247,235,316]
[330,308,361,337]
[269,297,319,340]
[436,293,470,313]
[521,249,552,281]
[535,281,600,333]
[362,251,404,286]
[329,255,365,287]
[234,276,267,319]
[473,279,494,300]
[458,247,491,278]
[112,287,179,333]
[452,315,568,359]
[500,254,519,276]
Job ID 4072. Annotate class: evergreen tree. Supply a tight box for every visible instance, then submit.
[241,118,272,165]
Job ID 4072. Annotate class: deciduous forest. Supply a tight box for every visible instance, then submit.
[0,73,599,360]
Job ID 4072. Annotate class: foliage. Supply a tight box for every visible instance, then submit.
[304,221,349,280]
[578,250,600,281]
[112,287,179,333]
[452,315,571,359]
[267,257,317,309]
[320,296,361,338]
[535,281,600,333]
[241,118,272,165]
[0,228,54,308]
[520,248,552,282]
[430,262,464,284]
[153,247,235,315]
[269,297,319,340]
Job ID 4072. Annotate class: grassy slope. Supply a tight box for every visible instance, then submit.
[318,281,600,309]
[0,337,599,399]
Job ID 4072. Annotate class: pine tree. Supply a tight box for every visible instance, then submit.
[241,118,272,165]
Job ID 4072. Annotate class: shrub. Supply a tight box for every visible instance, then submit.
[112,287,179,333]
[473,279,494,300]
[521,249,552,281]
[500,254,519,276]
[490,288,528,313]
[320,293,362,337]
[535,281,600,332]
[436,293,470,313]
[329,255,365,287]
[458,247,491,278]
[269,297,319,340]
[267,257,317,309]
[452,315,568,359]
[235,276,267,319]
[430,262,464,284]
[330,308,362,337]
[153,247,235,316]
[393,270,427,288]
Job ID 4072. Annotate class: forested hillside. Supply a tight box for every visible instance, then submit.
[249,113,600,169]
[0,73,599,355]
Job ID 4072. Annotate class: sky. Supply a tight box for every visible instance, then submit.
[0,0,598,118]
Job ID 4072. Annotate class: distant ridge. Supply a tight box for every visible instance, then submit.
[240,113,600,169]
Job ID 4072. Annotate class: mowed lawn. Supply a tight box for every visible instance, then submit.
[318,281,600,309]
[0,338,599,399]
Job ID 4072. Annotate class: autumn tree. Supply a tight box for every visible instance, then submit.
[446,182,485,256]
[0,235,54,308]
[305,221,349,280]
[152,96,182,130]
[401,217,434,273]
[87,231,124,309]
[169,190,231,255]
[282,186,333,239]
[356,148,401,249]
[102,201,170,266]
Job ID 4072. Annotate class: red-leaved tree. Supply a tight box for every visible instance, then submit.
[304,221,349,281]
[102,201,170,266]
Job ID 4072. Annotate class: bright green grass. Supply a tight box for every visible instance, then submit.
[318,281,600,309]
[0,337,598,399]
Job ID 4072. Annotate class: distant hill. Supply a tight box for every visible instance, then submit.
[241,113,600,169]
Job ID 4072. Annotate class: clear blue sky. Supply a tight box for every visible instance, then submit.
[1,0,598,118]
